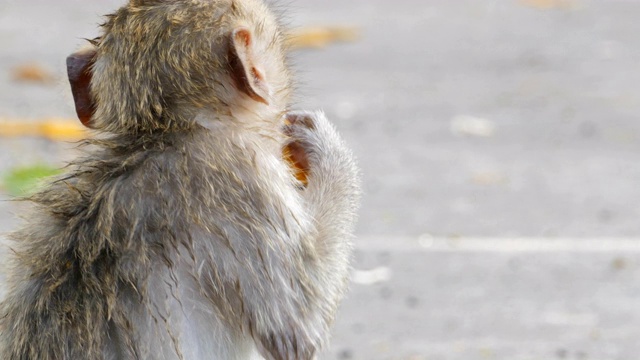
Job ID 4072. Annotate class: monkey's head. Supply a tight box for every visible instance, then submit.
[67,0,291,134]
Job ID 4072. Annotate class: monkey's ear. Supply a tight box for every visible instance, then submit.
[130,0,163,6]
[66,47,97,128]
[229,27,270,105]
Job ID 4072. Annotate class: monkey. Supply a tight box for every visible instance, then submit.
[0,0,360,359]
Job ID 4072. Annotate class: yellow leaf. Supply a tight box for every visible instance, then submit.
[287,26,360,50]
[11,63,54,84]
[519,0,578,9]
[0,118,86,141]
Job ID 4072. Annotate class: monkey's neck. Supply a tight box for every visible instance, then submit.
[194,109,286,149]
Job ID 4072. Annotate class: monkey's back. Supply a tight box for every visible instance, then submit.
[0,130,298,359]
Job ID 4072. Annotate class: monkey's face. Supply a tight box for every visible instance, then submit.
[67,0,292,134]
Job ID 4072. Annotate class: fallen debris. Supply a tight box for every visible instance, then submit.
[0,118,85,141]
[11,63,55,84]
[3,164,61,196]
[472,172,507,186]
[450,115,496,138]
[519,0,578,10]
[287,26,360,50]
[352,267,392,285]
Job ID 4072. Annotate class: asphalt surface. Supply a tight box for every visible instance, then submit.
[1,0,640,359]
[326,237,640,360]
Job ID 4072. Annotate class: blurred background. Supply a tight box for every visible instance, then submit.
[1,0,640,359]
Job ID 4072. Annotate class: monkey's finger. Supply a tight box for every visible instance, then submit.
[285,111,316,130]
[283,141,310,173]
[283,144,310,186]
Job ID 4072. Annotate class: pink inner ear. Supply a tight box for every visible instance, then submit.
[230,27,270,105]
[235,28,252,48]
[251,66,264,82]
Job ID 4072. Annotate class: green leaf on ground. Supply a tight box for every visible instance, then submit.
[3,164,61,196]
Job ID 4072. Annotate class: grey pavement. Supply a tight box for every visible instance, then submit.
[1,0,640,359]
[325,237,640,360]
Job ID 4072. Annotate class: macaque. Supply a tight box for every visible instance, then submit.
[0,0,360,359]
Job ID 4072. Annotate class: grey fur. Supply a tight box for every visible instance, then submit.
[0,1,360,359]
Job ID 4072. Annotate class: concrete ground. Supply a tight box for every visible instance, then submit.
[326,237,640,360]
[1,0,640,359]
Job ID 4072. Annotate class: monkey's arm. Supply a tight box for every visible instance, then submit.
[280,110,361,351]
[286,110,361,300]
[196,113,359,360]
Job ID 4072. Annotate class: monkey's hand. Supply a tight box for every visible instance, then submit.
[283,109,361,319]
[284,110,360,202]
